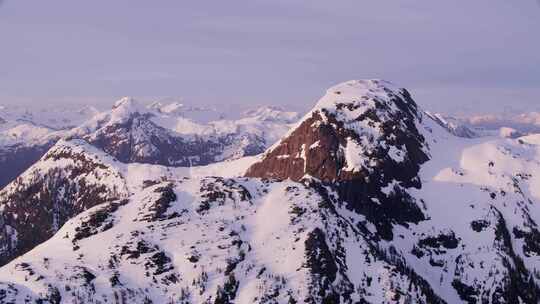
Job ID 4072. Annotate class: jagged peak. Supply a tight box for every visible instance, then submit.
[111,96,147,117]
[48,137,98,151]
[77,96,149,127]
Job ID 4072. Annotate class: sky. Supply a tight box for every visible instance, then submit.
[0,0,539,115]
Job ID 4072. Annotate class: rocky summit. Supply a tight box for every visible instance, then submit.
[246,80,430,240]
[0,81,540,303]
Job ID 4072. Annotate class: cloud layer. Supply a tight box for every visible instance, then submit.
[0,0,538,113]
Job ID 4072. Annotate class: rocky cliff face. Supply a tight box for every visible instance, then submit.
[246,80,429,182]
[246,80,430,240]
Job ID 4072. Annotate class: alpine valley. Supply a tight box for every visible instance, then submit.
[1,80,540,304]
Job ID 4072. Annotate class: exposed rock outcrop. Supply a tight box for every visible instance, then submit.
[246,80,430,239]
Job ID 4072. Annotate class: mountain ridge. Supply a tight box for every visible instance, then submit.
[0,100,298,189]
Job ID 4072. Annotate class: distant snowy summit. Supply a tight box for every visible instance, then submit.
[63,96,298,167]
[425,112,481,138]
[248,79,429,182]
[148,99,225,122]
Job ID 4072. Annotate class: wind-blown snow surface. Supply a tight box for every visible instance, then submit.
[1,80,540,303]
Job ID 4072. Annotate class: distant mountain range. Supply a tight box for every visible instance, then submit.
[0,99,299,189]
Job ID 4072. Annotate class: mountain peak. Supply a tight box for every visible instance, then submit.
[246,80,431,240]
[315,79,400,108]
[109,96,147,123]
[311,79,420,127]
[112,96,145,114]
[246,79,429,183]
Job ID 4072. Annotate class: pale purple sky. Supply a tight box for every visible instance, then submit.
[0,0,539,114]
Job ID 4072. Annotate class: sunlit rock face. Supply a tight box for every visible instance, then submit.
[247,80,430,240]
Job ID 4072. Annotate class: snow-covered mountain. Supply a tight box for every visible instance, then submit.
[65,97,297,166]
[0,141,57,196]
[0,100,298,190]
[0,140,128,266]
[1,80,540,303]
[447,112,540,136]
[148,100,227,122]
[0,105,101,190]
[0,131,60,193]
[0,138,256,268]
[425,112,481,139]
[0,104,100,132]
[424,112,540,140]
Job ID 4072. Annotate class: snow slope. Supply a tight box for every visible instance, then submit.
[0,137,260,266]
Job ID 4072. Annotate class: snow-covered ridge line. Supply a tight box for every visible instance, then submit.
[0,137,259,268]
